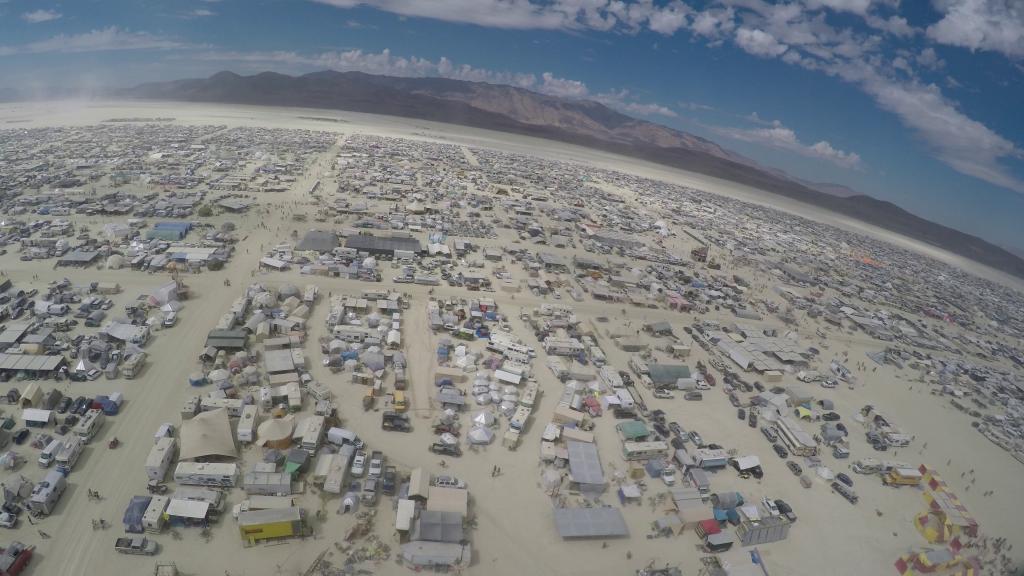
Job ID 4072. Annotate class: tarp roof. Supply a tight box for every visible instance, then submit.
[296,230,339,253]
[0,353,65,372]
[567,440,605,486]
[426,487,468,517]
[553,507,628,538]
[413,510,464,543]
[166,498,210,519]
[400,541,471,568]
[179,408,238,460]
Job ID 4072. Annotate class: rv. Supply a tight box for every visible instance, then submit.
[145,438,177,482]
[199,396,245,417]
[38,438,64,468]
[73,409,105,443]
[623,441,670,461]
[173,462,238,487]
[301,415,326,453]
[237,405,258,444]
[122,352,147,379]
[55,436,84,474]
[509,406,531,431]
[28,470,66,515]
[326,427,361,448]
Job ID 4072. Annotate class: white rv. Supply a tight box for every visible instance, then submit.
[145,438,178,482]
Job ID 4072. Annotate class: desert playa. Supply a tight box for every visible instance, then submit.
[0,101,1020,576]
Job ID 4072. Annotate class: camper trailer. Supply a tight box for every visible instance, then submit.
[145,438,177,482]
[301,415,326,453]
[173,462,238,487]
[237,405,258,444]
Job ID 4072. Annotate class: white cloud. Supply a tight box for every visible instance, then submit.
[735,28,789,57]
[0,27,189,56]
[689,7,735,39]
[864,14,917,37]
[622,101,678,117]
[856,69,1024,192]
[313,0,578,30]
[715,121,862,168]
[21,9,62,23]
[540,71,589,97]
[916,47,945,70]
[646,1,690,35]
[927,0,1024,58]
[189,9,217,17]
[803,0,875,14]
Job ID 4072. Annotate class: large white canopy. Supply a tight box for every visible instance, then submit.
[180,408,237,460]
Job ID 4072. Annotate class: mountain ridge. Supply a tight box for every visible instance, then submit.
[123,70,1024,279]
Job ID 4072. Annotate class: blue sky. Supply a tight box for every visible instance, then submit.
[1,0,1023,252]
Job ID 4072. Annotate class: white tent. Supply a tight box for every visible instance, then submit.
[208,369,230,384]
[161,301,183,312]
[472,411,495,427]
[439,433,458,446]
[179,408,238,460]
[468,427,495,445]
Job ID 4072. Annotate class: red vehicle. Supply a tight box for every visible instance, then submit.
[583,397,602,417]
[0,541,33,576]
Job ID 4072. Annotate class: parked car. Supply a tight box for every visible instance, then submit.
[0,512,16,529]
[688,431,704,447]
[612,407,636,419]
[737,408,746,420]
[12,428,29,445]
[772,443,789,458]
[668,422,684,437]
[786,461,803,476]
[432,475,467,489]
[652,389,674,400]
[836,473,854,487]
[822,412,840,421]
[762,496,780,516]
[774,499,797,522]
[56,397,73,414]
[653,422,670,438]
[429,443,462,457]
[382,466,397,496]
[350,451,366,477]
[86,369,101,381]
[761,426,779,443]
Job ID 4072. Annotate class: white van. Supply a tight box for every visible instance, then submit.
[163,312,177,327]
[39,438,64,468]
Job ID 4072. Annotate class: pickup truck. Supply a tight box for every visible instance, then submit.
[368,451,384,479]
[381,412,412,432]
[115,536,159,556]
[382,465,397,495]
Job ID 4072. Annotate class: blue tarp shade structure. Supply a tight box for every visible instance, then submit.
[123,495,153,533]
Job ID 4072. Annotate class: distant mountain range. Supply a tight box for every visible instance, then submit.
[125,70,1024,279]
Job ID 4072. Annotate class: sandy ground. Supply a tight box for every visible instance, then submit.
[0,101,1021,576]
